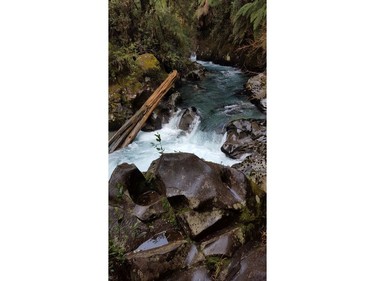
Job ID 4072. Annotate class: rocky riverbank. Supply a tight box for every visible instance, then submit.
[109,54,206,132]
[109,58,266,280]
[109,153,266,281]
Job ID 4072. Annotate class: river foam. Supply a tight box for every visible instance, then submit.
[109,60,265,178]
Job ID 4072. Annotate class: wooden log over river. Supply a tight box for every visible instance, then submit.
[109,70,178,153]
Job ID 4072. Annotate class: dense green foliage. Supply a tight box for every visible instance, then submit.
[109,0,198,83]
[109,0,267,82]
[196,0,266,70]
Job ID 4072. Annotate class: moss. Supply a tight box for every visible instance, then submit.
[135,53,163,79]
[239,205,257,224]
[161,197,178,227]
[118,76,143,97]
[205,256,230,279]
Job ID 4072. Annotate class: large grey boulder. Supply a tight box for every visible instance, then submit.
[150,153,251,210]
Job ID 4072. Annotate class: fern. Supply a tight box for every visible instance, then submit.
[235,0,266,31]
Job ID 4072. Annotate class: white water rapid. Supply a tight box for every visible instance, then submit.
[108,59,265,178]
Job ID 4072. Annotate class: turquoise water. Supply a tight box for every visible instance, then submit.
[108,60,265,177]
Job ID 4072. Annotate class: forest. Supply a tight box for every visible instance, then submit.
[109,0,266,83]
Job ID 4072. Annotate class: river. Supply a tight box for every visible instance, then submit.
[108,60,265,178]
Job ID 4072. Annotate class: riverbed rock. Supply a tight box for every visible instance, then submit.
[178,209,225,238]
[124,237,189,281]
[178,107,200,132]
[221,119,266,160]
[185,62,207,81]
[221,119,266,192]
[109,153,266,281]
[142,91,182,132]
[109,163,154,205]
[220,243,266,281]
[164,266,212,281]
[201,226,245,258]
[150,153,251,210]
[245,72,267,113]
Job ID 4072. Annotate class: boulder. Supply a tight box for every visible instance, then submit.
[108,163,155,205]
[142,91,182,132]
[135,53,162,78]
[221,119,266,160]
[124,238,189,281]
[184,61,207,81]
[151,153,251,210]
[178,107,200,132]
[108,153,266,281]
[201,226,245,258]
[245,73,267,113]
[184,244,205,267]
[178,209,224,238]
[220,243,266,281]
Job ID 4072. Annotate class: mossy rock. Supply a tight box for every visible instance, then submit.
[136,53,164,79]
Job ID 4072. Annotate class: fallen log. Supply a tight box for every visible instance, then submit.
[109,70,178,153]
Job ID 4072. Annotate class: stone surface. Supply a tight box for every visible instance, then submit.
[221,244,266,281]
[201,227,245,258]
[124,239,189,281]
[164,266,212,281]
[185,244,205,267]
[220,118,267,192]
[179,209,224,238]
[245,72,267,113]
[142,91,182,131]
[108,152,266,281]
[133,198,166,222]
[135,53,162,77]
[221,119,266,160]
[108,163,154,205]
[178,107,200,132]
[183,61,207,81]
[152,153,251,210]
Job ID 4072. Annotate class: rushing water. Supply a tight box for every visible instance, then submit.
[108,59,265,178]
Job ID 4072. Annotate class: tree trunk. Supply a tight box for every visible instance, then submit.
[109,70,178,153]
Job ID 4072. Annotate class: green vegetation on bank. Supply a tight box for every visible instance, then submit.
[109,0,267,83]
[109,0,198,83]
[196,0,266,71]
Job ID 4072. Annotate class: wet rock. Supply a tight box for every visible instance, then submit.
[185,62,207,81]
[109,163,155,206]
[221,119,266,160]
[201,227,245,258]
[232,152,267,193]
[178,107,200,132]
[166,91,182,112]
[221,244,266,281]
[245,73,267,113]
[178,209,224,238]
[124,238,189,281]
[221,119,266,191]
[152,153,251,210]
[133,197,166,222]
[185,244,205,267]
[164,266,212,281]
[109,153,266,281]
